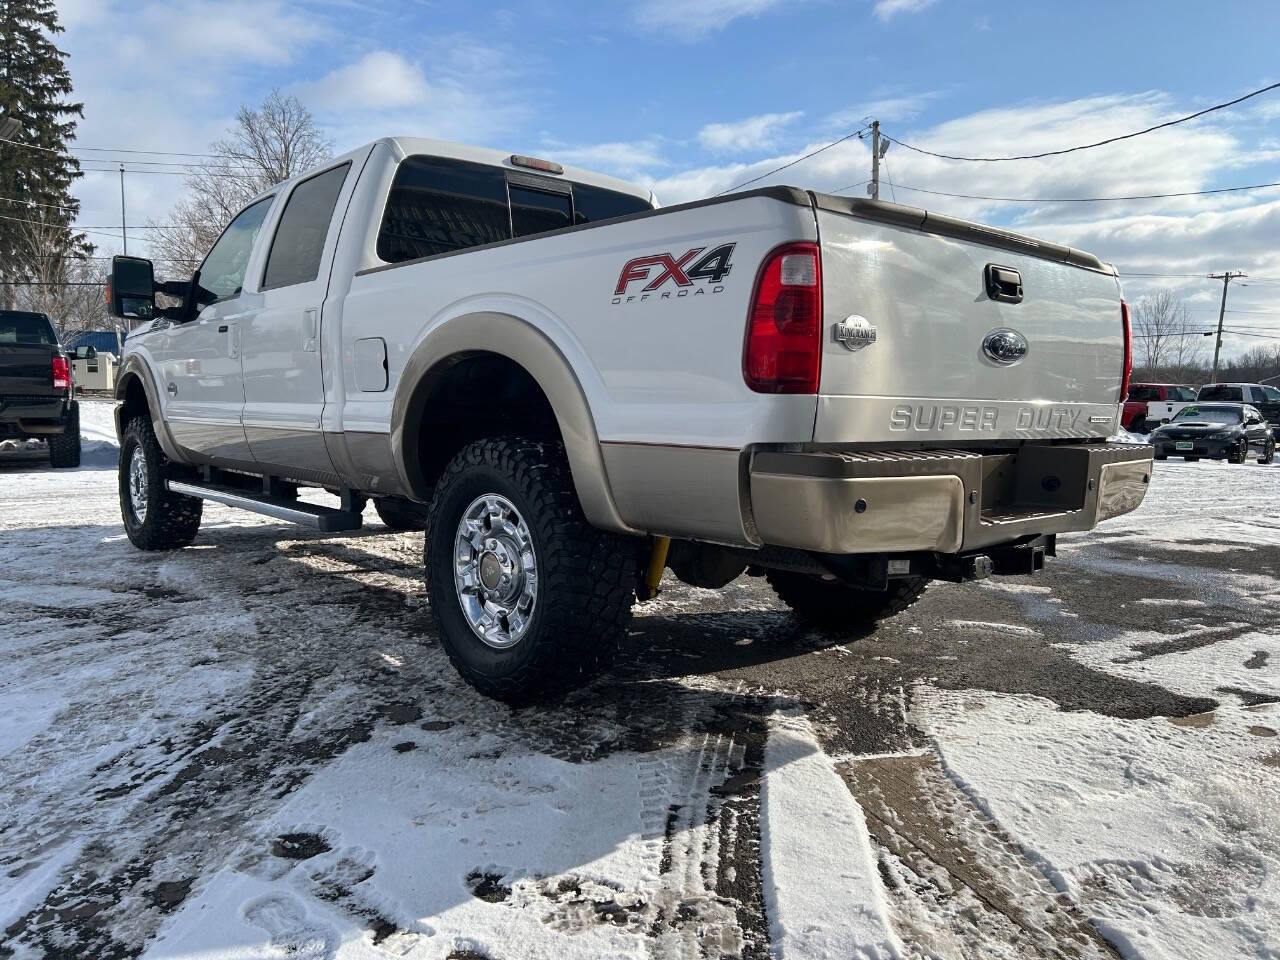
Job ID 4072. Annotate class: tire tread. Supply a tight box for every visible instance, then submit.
[425,437,635,703]
[119,416,202,550]
[765,570,928,630]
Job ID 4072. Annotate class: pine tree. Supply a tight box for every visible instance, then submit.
[0,0,85,307]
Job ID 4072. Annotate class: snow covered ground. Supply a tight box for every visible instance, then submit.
[0,401,1277,959]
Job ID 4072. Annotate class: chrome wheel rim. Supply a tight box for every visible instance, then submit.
[128,445,149,524]
[453,493,538,649]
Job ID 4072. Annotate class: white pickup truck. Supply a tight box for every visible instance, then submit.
[109,137,1153,702]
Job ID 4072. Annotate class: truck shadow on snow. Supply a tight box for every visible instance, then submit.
[0,519,1252,959]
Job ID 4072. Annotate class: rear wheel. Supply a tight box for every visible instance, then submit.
[48,401,81,468]
[766,570,928,631]
[1261,439,1276,465]
[424,437,636,703]
[374,495,429,531]
[119,417,202,550]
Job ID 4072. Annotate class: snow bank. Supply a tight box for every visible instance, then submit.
[79,399,119,466]
[916,687,1280,960]
[761,713,901,959]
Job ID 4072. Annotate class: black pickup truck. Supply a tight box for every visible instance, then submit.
[0,310,80,467]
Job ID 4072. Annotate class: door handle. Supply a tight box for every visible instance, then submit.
[303,308,318,353]
[984,264,1023,304]
[222,321,238,360]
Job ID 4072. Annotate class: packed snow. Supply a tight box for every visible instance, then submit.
[0,400,1276,959]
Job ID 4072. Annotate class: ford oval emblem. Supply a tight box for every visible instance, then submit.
[982,328,1029,365]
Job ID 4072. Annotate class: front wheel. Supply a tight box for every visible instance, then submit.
[1228,439,1248,464]
[766,571,929,631]
[424,437,636,703]
[119,417,202,550]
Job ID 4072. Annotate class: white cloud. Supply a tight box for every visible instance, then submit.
[698,111,803,153]
[300,52,430,111]
[629,90,1280,355]
[873,0,938,21]
[632,0,792,37]
[538,140,669,179]
[303,37,530,150]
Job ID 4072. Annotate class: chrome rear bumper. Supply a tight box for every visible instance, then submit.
[749,442,1153,555]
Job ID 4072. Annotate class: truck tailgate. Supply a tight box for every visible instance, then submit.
[0,344,57,396]
[812,196,1124,444]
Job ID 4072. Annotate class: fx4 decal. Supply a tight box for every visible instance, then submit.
[612,243,736,303]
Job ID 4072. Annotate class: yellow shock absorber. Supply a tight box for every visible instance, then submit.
[642,536,671,601]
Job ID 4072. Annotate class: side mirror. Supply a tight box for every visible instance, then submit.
[108,255,156,320]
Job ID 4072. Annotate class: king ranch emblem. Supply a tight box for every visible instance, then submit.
[612,243,735,304]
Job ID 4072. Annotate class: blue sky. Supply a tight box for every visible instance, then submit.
[57,0,1280,355]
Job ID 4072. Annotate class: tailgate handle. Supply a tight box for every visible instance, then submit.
[984,264,1023,304]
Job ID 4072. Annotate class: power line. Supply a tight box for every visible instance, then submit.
[882,80,1280,162]
[881,155,898,204]
[716,124,871,196]
[0,133,241,162]
[842,179,1280,204]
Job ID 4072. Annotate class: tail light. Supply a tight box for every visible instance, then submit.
[52,354,71,390]
[743,242,823,394]
[1119,300,1132,402]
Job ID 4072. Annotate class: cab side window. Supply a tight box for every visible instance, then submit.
[377,156,510,263]
[1127,386,1158,402]
[263,163,350,289]
[198,197,274,302]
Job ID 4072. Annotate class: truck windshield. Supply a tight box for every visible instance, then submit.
[0,311,56,346]
[1173,405,1241,424]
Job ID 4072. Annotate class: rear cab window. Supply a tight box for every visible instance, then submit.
[375,155,654,265]
[1197,385,1243,402]
[263,163,351,289]
[0,311,56,345]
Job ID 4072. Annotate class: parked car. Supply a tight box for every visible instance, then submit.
[1197,383,1280,426]
[1150,403,1275,463]
[0,310,81,467]
[1122,383,1197,432]
[106,137,1153,702]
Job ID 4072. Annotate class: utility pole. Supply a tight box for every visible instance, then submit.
[119,164,127,254]
[870,120,890,203]
[1207,271,1245,383]
[868,120,881,201]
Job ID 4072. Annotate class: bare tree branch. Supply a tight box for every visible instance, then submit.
[149,90,332,275]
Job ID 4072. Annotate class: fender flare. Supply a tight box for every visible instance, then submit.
[114,354,186,463]
[390,311,635,535]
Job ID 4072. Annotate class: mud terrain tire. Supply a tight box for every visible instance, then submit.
[119,417,202,550]
[424,437,636,704]
[374,496,430,531]
[48,401,81,468]
[766,571,928,630]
